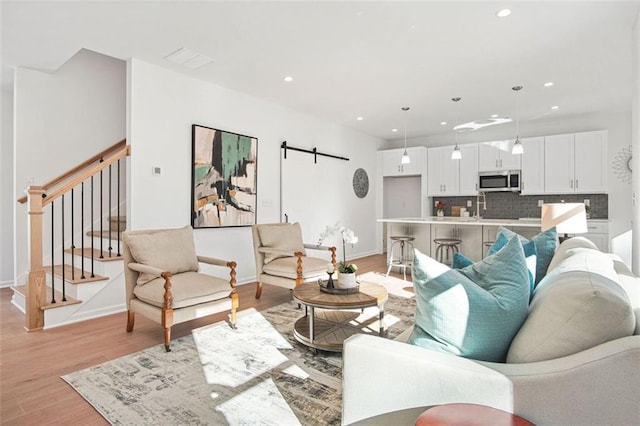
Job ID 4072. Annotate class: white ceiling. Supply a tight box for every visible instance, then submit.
[2,1,638,141]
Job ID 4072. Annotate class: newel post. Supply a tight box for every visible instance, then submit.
[26,186,46,331]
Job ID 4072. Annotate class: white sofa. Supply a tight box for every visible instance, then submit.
[342,239,640,425]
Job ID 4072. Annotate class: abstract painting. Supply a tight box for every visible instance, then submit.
[191,124,257,228]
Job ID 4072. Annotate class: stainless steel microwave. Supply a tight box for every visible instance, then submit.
[478,170,521,192]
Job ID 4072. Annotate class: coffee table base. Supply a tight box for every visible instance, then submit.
[293,308,385,352]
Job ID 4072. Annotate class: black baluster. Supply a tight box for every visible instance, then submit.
[61,194,66,302]
[81,181,85,279]
[71,188,75,281]
[91,175,95,278]
[51,201,56,304]
[108,164,112,258]
[117,159,121,256]
[100,169,104,258]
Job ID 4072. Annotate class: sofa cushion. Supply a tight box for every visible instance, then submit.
[409,235,530,362]
[258,222,307,264]
[493,226,557,287]
[125,226,199,285]
[507,244,636,363]
[451,252,474,269]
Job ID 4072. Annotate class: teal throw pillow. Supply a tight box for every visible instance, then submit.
[451,252,474,269]
[488,232,538,293]
[409,236,531,362]
[491,226,557,286]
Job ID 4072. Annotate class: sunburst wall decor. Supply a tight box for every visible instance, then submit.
[612,145,632,184]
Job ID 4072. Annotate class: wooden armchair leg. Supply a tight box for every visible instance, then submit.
[255,281,263,299]
[164,327,172,352]
[126,310,135,332]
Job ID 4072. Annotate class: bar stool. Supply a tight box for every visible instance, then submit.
[434,238,462,265]
[386,236,415,281]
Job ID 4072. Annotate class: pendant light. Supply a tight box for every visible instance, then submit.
[511,85,524,155]
[401,107,411,164]
[451,97,462,160]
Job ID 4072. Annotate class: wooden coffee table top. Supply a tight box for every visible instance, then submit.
[292,281,388,309]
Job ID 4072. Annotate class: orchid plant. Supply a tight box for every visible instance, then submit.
[317,223,359,273]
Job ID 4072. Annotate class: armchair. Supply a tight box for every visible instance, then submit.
[122,225,238,352]
[251,222,336,299]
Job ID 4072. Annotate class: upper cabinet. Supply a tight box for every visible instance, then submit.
[478,140,522,172]
[520,137,545,195]
[544,130,607,194]
[458,144,479,196]
[427,146,460,196]
[381,146,425,176]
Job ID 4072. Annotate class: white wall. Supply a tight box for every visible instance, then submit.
[1,87,13,286]
[13,49,126,284]
[127,59,384,284]
[384,110,634,241]
[632,9,640,274]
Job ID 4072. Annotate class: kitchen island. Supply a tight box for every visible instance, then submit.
[379,217,609,264]
[379,217,542,263]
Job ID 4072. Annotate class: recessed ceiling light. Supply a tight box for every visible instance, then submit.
[357,116,364,121]
[440,121,447,125]
[551,105,559,110]
[164,47,214,69]
[491,114,499,118]
[284,76,293,82]
[392,128,398,132]
[496,9,511,18]
[544,81,554,87]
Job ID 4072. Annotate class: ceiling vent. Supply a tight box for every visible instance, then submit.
[164,47,214,69]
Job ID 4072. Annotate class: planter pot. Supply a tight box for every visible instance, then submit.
[337,272,357,289]
[437,210,444,217]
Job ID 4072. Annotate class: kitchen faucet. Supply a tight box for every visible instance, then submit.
[475,191,487,219]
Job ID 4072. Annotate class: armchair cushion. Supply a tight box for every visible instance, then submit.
[263,256,329,279]
[258,222,307,263]
[133,271,232,309]
[125,226,199,285]
[409,235,530,362]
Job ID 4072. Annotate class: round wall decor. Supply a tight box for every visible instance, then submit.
[612,145,632,184]
[352,168,369,198]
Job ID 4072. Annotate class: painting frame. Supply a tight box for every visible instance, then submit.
[191,124,258,229]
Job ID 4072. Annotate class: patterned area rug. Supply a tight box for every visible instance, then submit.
[62,272,415,425]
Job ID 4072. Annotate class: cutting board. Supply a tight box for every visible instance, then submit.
[451,206,464,217]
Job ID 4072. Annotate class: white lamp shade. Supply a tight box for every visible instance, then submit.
[401,150,411,164]
[451,146,462,160]
[512,141,524,155]
[541,203,588,234]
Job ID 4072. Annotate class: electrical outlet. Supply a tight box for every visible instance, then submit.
[584,199,590,207]
[152,166,162,176]
[467,200,472,207]
[538,199,544,207]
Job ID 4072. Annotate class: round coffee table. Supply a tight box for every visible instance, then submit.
[292,281,388,352]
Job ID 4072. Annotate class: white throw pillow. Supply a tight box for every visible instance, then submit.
[507,247,636,363]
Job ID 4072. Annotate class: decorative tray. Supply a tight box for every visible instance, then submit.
[317,278,360,295]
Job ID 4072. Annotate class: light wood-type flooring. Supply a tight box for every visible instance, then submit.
[1,254,400,425]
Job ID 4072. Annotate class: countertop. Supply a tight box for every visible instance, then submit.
[378,217,608,228]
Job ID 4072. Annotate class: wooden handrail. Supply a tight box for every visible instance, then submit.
[41,144,130,207]
[17,139,126,204]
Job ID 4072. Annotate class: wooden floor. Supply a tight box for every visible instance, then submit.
[0,254,395,425]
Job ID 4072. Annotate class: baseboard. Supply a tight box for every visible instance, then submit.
[0,280,15,288]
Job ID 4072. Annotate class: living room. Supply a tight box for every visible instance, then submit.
[1,1,639,425]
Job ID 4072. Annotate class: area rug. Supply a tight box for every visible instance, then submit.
[62,273,415,425]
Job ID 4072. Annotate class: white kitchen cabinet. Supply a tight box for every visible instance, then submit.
[458,144,479,195]
[427,146,459,196]
[583,220,609,252]
[520,137,545,195]
[544,131,607,194]
[478,140,522,172]
[381,146,425,176]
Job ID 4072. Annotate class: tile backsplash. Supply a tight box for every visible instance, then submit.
[432,193,607,219]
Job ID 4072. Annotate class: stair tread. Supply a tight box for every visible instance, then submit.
[65,247,123,262]
[12,284,82,310]
[44,264,109,284]
[86,230,124,241]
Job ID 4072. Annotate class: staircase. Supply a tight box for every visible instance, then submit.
[16,140,130,331]
[11,215,128,328]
